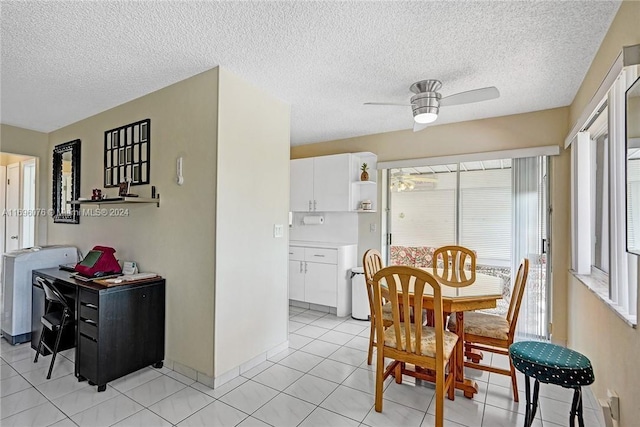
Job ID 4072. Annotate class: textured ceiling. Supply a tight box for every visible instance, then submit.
[0,1,621,146]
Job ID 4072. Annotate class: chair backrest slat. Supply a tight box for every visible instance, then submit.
[372,266,443,361]
[363,249,385,316]
[433,245,476,287]
[37,277,70,310]
[506,258,530,337]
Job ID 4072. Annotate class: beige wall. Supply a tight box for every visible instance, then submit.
[47,69,219,376]
[566,2,640,425]
[214,68,290,376]
[0,124,50,245]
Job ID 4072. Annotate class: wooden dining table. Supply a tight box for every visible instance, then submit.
[392,269,504,399]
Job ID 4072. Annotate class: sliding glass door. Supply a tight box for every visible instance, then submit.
[386,156,550,339]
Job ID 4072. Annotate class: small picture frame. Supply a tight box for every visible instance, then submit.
[118,181,128,197]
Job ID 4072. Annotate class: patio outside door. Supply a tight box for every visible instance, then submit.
[385,156,550,340]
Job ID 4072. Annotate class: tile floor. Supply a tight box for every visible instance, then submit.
[1,305,605,426]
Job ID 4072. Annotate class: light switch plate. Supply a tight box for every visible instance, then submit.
[274,224,284,238]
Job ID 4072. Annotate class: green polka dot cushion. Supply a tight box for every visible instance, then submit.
[509,341,594,388]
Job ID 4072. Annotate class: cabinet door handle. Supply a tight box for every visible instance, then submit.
[304,262,308,273]
[313,200,317,211]
[299,261,303,273]
[308,200,312,212]
[313,254,325,257]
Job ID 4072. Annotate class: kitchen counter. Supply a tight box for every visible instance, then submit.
[290,240,356,249]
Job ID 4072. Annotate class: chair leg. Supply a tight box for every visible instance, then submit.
[510,360,519,402]
[34,326,46,363]
[46,312,67,380]
[374,348,384,412]
[435,362,444,427]
[447,349,456,401]
[367,320,374,365]
[569,387,585,427]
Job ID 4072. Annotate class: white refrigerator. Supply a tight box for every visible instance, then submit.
[1,245,78,344]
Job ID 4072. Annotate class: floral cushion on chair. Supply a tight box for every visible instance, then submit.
[413,247,435,268]
[390,246,417,266]
[383,324,459,359]
[447,311,510,341]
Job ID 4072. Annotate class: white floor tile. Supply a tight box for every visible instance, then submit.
[236,416,272,427]
[10,352,53,374]
[278,350,324,372]
[283,374,339,405]
[299,339,341,358]
[310,316,346,330]
[333,322,368,335]
[0,363,18,380]
[342,367,390,396]
[178,400,248,427]
[317,330,355,346]
[344,335,371,352]
[32,373,91,401]
[166,369,197,385]
[268,347,297,363]
[253,363,304,391]
[112,408,173,427]
[296,324,330,339]
[0,401,67,427]
[202,375,248,399]
[51,385,120,417]
[288,334,315,349]
[420,413,466,426]
[253,393,315,426]
[308,359,358,384]
[21,357,75,386]
[219,380,279,414]
[0,387,48,419]
[241,360,274,378]
[0,373,32,397]
[484,383,528,415]
[482,404,542,427]
[320,385,375,423]
[427,389,484,427]
[109,367,163,393]
[124,375,187,407]
[47,418,77,427]
[2,344,36,364]
[71,394,143,427]
[328,346,368,367]
[289,320,306,333]
[148,387,215,425]
[363,399,425,427]
[383,380,435,411]
[299,407,360,427]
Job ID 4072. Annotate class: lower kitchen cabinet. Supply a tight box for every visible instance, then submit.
[288,242,356,317]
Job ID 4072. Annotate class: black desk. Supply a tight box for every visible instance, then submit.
[32,268,165,391]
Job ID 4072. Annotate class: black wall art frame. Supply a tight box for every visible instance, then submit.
[104,118,151,188]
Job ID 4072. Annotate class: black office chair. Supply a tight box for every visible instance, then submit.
[33,277,74,379]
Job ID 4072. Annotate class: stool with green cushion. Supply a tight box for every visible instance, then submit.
[509,341,595,427]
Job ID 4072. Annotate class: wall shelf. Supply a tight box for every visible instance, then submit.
[70,196,160,208]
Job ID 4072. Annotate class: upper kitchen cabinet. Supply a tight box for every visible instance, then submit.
[291,154,351,212]
[290,152,377,212]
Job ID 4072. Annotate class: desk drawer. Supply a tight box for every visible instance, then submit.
[79,318,98,340]
[79,289,99,307]
[78,334,97,382]
[79,303,98,323]
[305,248,337,264]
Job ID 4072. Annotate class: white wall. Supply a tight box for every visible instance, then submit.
[214,68,291,377]
[289,212,358,244]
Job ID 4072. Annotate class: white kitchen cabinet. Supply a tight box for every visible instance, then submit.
[288,241,357,317]
[290,154,351,212]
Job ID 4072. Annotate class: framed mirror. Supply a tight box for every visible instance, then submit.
[52,139,81,224]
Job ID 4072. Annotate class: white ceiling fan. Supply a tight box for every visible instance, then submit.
[365,79,500,132]
[390,170,437,192]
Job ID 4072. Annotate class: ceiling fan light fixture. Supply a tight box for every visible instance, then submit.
[414,112,438,124]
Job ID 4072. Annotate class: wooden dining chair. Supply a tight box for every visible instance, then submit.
[362,249,392,365]
[371,266,458,426]
[448,258,529,401]
[433,245,477,287]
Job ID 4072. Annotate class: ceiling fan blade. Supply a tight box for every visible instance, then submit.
[364,102,414,107]
[440,86,500,107]
[413,122,429,132]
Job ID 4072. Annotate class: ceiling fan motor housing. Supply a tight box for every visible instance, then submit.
[410,79,442,121]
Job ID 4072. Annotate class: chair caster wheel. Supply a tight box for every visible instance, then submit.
[77,375,87,382]
[88,381,96,386]
[97,385,106,392]
[153,361,163,369]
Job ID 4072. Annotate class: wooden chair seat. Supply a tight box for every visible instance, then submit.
[383,324,458,359]
[448,311,510,341]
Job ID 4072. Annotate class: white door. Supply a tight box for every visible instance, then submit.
[288,260,305,301]
[5,163,20,252]
[21,159,36,248]
[290,158,314,212]
[304,262,337,307]
[313,154,351,212]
